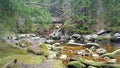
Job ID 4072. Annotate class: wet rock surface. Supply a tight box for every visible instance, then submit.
[3,32,120,68]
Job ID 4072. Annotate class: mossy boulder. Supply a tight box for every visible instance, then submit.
[75,58,120,68]
[19,40,33,47]
[1,55,46,68]
[0,41,27,59]
[85,43,100,48]
[27,44,49,56]
[53,60,67,68]
[101,49,120,58]
[53,47,64,52]
[67,61,86,68]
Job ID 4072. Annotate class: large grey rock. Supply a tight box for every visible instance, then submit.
[49,30,62,40]
[97,29,106,35]
[52,43,61,47]
[111,33,120,42]
[92,34,98,39]
[96,48,106,54]
[92,54,100,58]
[67,40,85,46]
[68,40,75,44]
[61,34,70,40]
[46,40,54,44]
[60,54,67,60]
[107,59,117,64]
[113,33,120,37]
[85,43,100,48]
[71,34,81,40]
[101,49,120,58]
[75,50,85,55]
[83,35,92,40]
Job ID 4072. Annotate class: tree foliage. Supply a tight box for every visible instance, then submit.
[0,0,52,35]
[102,0,120,31]
[0,0,120,36]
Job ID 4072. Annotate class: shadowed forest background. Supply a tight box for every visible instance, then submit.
[0,0,120,38]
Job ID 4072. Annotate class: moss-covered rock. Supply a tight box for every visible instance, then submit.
[74,58,120,68]
[27,44,49,56]
[19,40,33,47]
[85,43,100,48]
[53,47,64,52]
[0,41,27,59]
[67,61,86,68]
[87,66,97,68]
[53,60,67,68]
[1,55,46,68]
[101,49,120,58]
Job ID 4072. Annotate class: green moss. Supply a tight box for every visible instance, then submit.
[0,41,27,59]
[68,61,86,68]
[53,60,67,68]
[40,44,50,56]
[0,55,46,67]
[19,40,33,47]
[27,44,50,56]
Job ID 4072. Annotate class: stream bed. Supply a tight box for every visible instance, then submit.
[58,42,120,65]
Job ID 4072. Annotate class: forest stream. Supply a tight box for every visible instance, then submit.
[59,43,120,65]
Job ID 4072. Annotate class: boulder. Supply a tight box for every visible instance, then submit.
[60,54,67,60]
[48,53,56,59]
[102,49,120,58]
[113,33,120,37]
[110,33,120,42]
[68,40,75,44]
[92,34,98,39]
[75,50,85,55]
[97,29,106,35]
[67,40,85,46]
[85,43,100,48]
[71,34,81,40]
[61,34,70,40]
[83,53,92,56]
[53,60,67,68]
[92,54,100,58]
[19,39,33,47]
[27,45,41,54]
[31,36,40,40]
[90,34,98,42]
[90,46,96,52]
[70,58,120,68]
[96,48,106,55]
[83,35,92,40]
[52,43,61,47]
[46,40,54,44]
[2,55,46,68]
[53,47,64,52]
[27,44,49,56]
[110,37,120,43]
[49,31,62,40]
[106,59,117,64]
[68,43,85,46]
[67,61,86,68]
[87,66,97,68]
